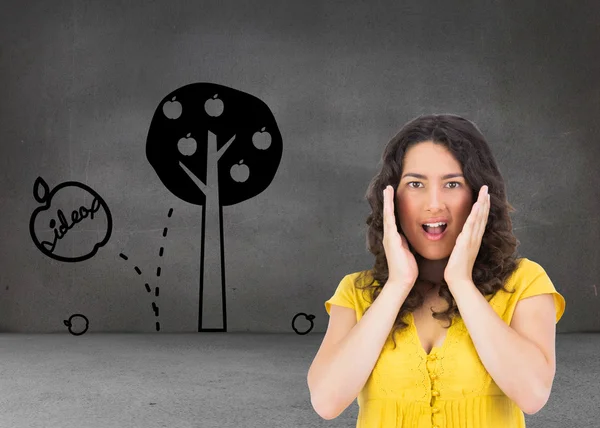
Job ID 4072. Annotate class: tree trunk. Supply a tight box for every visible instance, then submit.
[199,130,226,331]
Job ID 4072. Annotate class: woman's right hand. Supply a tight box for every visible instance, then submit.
[382,185,419,288]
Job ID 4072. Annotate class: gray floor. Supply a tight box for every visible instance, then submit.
[0,333,597,428]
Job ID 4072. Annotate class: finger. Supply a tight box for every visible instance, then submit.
[383,186,392,231]
[382,187,387,230]
[480,192,490,237]
[384,186,400,241]
[468,196,484,245]
[469,186,485,236]
[476,187,489,239]
[476,202,485,241]
[390,190,398,235]
[467,202,478,244]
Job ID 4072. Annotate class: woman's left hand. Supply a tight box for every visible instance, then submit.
[444,185,491,287]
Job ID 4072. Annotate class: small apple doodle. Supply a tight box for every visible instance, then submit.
[146,82,283,332]
[29,177,112,262]
[292,312,316,335]
[64,314,89,336]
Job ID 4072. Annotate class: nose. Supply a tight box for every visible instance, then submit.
[425,188,446,210]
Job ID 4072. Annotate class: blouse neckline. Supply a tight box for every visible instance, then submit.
[408,311,458,357]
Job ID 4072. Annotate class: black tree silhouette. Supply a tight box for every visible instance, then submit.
[146,83,282,331]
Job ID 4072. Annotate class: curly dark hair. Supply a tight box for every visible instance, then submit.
[356,114,521,350]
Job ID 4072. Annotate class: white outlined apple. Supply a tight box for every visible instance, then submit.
[163,96,182,119]
[205,94,224,117]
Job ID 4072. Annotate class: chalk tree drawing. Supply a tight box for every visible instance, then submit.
[146,83,282,332]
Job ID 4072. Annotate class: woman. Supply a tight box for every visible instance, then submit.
[307,114,566,427]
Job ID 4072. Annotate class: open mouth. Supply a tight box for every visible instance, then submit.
[422,224,447,234]
[421,224,448,240]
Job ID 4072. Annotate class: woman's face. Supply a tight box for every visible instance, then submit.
[395,141,474,261]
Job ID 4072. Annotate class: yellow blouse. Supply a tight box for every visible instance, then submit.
[324,257,566,428]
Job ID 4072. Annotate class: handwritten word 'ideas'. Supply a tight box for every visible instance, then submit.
[29,177,112,262]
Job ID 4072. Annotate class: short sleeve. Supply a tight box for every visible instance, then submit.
[324,274,356,315]
[519,268,566,324]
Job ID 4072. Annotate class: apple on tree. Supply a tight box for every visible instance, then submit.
[253,127,272,150]
[178,133,197,156]
[205,94,224,117]
[163,96,182,119]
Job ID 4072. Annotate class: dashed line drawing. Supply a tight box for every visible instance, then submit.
[118,207,173,332]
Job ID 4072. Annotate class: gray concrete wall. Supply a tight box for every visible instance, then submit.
[0,0,597,333]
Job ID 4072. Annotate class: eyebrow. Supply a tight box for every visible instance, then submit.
[401,173,464,180]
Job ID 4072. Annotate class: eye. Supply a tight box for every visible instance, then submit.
[406,181,461,188]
